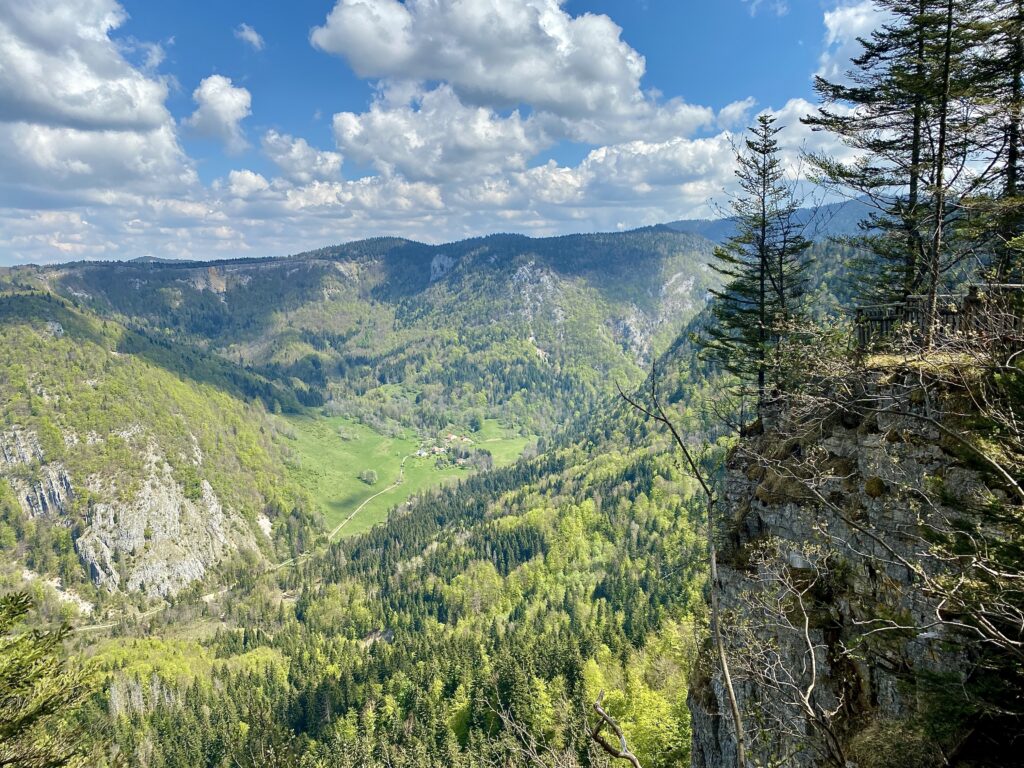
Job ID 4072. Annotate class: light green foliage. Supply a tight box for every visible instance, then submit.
[1,231,727,767]
[31,230,716,436]
[0,293,313,594]
[69,370,717,767]
[0,593,92,768]
[282,413,530,536]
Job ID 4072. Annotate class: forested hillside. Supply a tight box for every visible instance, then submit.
[3,2,1024,767]
[74,364,719,768]
[2,237,729,765]
[19,228,716,435]
[0,292,317,609]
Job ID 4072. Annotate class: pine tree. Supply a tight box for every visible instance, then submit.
[968,0,1024,281]
[703,113,811,418]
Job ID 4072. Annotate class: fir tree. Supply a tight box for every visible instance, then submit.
[703,113,811,418]
[0,593,91,768]
[968,0,1024,281]
[805,0,985,342]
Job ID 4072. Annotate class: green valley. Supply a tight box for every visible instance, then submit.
[3,3,1024,767]
[0,227,717,611]
[281,414,532,536]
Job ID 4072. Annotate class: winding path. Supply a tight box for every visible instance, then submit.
[326,453,412,540]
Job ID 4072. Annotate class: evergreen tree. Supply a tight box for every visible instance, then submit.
[703,113,811,418]
[968,0,1024,281]
[805,0,985,342]
[0,593,91,768]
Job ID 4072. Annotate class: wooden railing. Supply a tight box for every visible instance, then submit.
[854,285,1024,347]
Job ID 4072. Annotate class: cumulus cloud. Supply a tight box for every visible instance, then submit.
[234,22,264,51]
[310,0,643,118]
[818,1,886,81]
[311,0,711,144]
[0,0,870,265]
[717,97,757,129]
[0,0,195,218]
[333,85,543,181]
[0,0,171,131]
[262,130,343,183]
[226,169,270,197]
[0,123,195,202]
[185,75,252,153]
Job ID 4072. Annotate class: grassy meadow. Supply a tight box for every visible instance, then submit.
[281,415,534,538]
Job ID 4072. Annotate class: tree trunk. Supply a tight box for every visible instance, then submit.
[926,0,955,348]
[758,153,768,416]
[907,0,926,296]
[999,0,1023,280]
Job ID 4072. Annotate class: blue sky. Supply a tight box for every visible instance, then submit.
[0,0,878,264]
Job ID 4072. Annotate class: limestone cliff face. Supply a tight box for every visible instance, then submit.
[689,374,993,768]
[1,427,261,598]
[1,428,74,518]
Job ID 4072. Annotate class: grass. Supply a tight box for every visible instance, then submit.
[475,418,535,465]
[281,415,534,538]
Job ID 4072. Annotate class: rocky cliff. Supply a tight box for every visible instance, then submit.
[689,369,1012,767]
[1,426,263,598]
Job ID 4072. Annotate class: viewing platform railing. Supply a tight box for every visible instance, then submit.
[854,284,1024,348]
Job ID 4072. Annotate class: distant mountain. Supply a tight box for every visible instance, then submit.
[24,228,720,436]
[666,197,873,244]
[0,227,725,602]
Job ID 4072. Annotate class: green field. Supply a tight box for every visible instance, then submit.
[475,419,534,464]
[281,415,534,538]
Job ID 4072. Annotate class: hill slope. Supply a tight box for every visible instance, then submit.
[0,293,319,605]
[23,228,717,435]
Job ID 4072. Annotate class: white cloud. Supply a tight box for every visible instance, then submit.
[262,130,343,183]
[818,1,885,81]
[0,0,171,131]
[185,75,252,153]
[0,0,876,265]
[717,97,757,129]
[309,0,643,119]
[744,0,790,17]
[0,123,195,202]
[234,22,264,51]
[226,169,270,197]
[0,0,195,218]
[311,0,711,144]
[333,84,543,181]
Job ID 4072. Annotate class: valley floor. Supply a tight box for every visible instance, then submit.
[282,414,534,537]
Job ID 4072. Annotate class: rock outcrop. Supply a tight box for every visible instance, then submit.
[1,427,259,598]
[690,372,997,767]
[0,428,73,518]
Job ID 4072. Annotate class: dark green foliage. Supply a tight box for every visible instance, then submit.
[76,359,714,768]
[806,0,992,321]
[703,114,811,414]
[29,228,716,435]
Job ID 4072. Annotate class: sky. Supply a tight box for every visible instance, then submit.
[0,0,881,265]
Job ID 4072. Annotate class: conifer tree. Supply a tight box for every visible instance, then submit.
[0,593,91,768]
[805,0,985,343]
[704,113,811,418]
[969,0,1024,281]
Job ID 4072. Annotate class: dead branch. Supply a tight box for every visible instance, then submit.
[590,692,642,768]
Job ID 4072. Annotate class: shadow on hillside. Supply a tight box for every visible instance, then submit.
[115,330,303,413]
